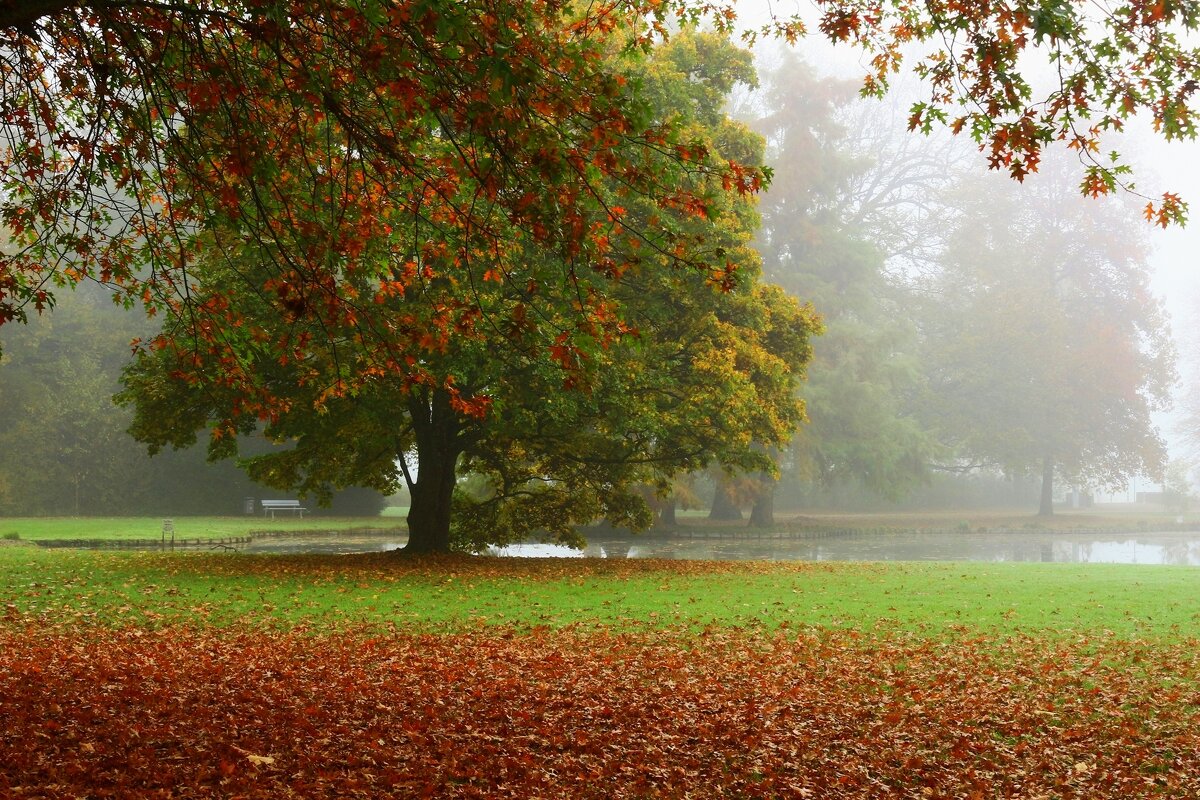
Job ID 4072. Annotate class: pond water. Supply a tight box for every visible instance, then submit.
[239,529,1200,566]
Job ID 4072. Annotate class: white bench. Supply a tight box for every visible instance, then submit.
[261,499,307,518]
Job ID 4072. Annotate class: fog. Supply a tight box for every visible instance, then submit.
[2,6,1199,523]
[716,0,1200,519]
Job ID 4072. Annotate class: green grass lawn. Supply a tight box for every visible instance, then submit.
[0,515,404,541]
[3,545,1198,640]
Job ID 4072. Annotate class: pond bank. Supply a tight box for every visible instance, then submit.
[653,521,1200,538]
[34,536,252,549]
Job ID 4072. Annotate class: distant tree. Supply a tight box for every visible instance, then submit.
[915,159,1175,515]
[0,286,146,514]
[748,53,932,520]
[1163,460,1194,514]
[650,473,707,528]
[707,470,753,522]
[0,285,242,515]
[1172,298,1200,470]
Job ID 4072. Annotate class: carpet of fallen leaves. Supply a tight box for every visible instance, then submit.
[3,625,1200,798]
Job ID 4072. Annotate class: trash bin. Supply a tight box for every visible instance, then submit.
[244,497,256,515]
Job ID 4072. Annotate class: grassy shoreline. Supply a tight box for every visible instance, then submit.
[0,515,405,542]
[3,547,1198,640]
[2,506,1198,549]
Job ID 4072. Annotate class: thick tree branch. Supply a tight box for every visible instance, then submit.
[0,0,78,31]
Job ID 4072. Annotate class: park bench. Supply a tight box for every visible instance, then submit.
[261,499,307,519]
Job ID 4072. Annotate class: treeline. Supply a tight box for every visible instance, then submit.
[0,285,385,517]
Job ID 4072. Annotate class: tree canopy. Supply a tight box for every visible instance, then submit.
[118,29,818,552]
[6,2,774,409]
[914,158,1175,515]
[5,0,1200,344]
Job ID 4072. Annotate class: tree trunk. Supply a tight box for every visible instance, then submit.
[709,480,742,521]
[1038,455,1054,517]
[403,389,462,554]
[657,496,677,528]
[748,474,775,528]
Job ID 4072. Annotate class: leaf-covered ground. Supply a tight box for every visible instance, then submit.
[5,552,1200,796]
[3,625,1200,798]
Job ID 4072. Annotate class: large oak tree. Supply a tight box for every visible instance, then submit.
[118,29,818,552]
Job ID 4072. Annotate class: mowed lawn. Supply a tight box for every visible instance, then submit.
[3,545,1200,797]
[2,546,1199,636]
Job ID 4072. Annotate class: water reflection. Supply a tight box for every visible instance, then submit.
[492,532,1200,563]
[243,532,406,555]
[236,530,1200,565]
